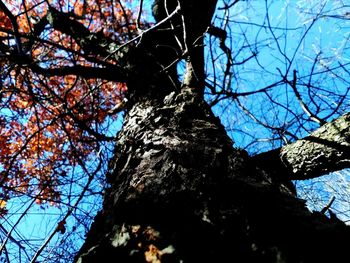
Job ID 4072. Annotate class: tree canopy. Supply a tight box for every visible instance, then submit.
[0,0,350,261]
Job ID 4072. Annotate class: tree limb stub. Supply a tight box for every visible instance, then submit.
[253,112,350,180]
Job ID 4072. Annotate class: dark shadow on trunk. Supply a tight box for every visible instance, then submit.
[75,1,350,262]
[76,86,350,263]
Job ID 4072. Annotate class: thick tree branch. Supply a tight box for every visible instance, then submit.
[45,7,117,57]
[180,0,218,91]
[253,112,350,180]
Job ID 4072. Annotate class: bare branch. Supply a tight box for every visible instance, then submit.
[254,112,350,180]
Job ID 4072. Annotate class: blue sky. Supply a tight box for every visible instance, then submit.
[1,0,350,261]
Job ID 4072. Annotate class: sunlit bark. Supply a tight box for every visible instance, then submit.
[254,112,350,180]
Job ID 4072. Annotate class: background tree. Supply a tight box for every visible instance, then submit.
[0,0,350,262]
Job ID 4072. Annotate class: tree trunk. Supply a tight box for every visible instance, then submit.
[76,85,350,263]
[74,1,350,262]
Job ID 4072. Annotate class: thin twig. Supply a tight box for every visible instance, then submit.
[136,0,144,32]
[286,69,326,125]
[104,4,181,61]
[0,198,36,253]
[30,154,102,263]
[321,196,336,214]
[218,0,240,10]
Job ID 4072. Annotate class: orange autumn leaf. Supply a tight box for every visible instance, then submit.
[0,10,11,29]
[0,0,145,208]
[0,200,7,209]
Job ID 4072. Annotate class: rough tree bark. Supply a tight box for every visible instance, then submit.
[254,112,350,180]
[75,1,350,262]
